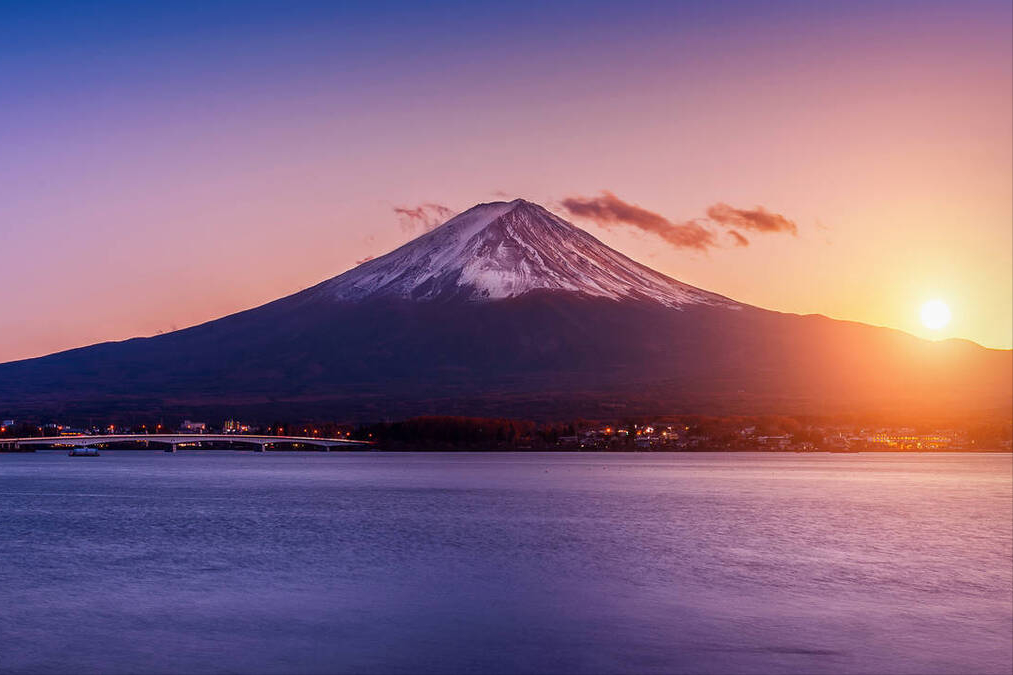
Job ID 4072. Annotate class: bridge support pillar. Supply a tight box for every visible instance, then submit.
[166,443,177,453]
[255,443,266,452]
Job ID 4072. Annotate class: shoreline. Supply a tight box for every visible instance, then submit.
[3,447,1010,454]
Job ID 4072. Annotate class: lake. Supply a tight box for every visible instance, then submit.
[1,451,1010,674]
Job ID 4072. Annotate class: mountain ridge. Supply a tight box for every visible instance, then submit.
[0,199,1008,422]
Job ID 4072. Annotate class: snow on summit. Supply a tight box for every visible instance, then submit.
[320,199,737,307]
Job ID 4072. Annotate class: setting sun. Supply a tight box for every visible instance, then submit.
[921,299,952,331]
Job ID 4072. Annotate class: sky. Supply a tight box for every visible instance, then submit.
[1,0,1010,361]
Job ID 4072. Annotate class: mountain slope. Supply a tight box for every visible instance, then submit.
[313,199,735,306]
[0,199,1009,422]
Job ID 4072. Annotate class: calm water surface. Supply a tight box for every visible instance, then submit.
[1,452,1010,674]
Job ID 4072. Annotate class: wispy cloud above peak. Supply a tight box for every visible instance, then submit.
[706,203,798,236]
[560,191,716,251]
[393,203,454,234]
[561,191,801,252]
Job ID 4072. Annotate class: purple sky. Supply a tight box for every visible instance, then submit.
[1,0,1010,360]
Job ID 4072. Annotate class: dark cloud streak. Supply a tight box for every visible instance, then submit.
[706,203,798,235]
[560,191,715,251]
[560,191,799,253]
[728,230,749,247]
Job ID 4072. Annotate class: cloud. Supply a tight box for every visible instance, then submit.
[706,203,798,235]
[560,191,801,253]
[355,255,376,265]
[393,202,454,233]
[560,191,716,251]
[728,230,749,247]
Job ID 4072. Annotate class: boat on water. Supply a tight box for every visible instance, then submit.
[68,447,100,457]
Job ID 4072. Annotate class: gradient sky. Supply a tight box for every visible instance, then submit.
[1,0,1010,362]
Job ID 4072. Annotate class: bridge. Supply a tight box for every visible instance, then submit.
[0,434,372,453]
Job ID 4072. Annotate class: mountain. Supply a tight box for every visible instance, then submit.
[0,199,1009,423]
[318,200,733,306]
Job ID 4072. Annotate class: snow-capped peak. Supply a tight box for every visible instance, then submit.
[316,199,737,307]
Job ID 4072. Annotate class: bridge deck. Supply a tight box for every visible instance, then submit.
[0,434,371,450]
